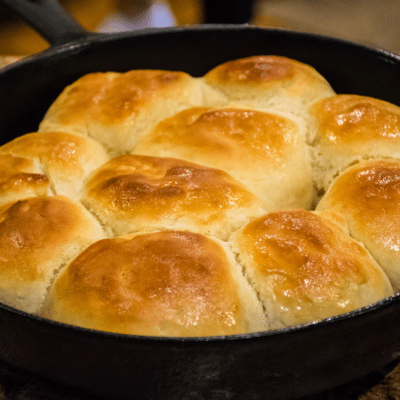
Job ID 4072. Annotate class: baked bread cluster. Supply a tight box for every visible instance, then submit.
[0,55,398,337]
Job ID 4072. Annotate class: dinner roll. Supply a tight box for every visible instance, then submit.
[230,209,393,329]
[203,55,335,117]
[38,70,208,155]
[316,158,400,290]
[0,153,49,206]
[81,154,264,239]
[0,131,110,200]
[133,106,314,211]
[0,196,106,314]
[42,230,266,336]
[309,95,400,191]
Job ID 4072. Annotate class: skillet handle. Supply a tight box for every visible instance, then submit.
[1,0,96,47]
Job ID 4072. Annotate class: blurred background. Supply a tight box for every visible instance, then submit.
[0,0,399,57]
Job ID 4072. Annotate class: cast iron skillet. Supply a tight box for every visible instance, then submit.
[1,1,400,399]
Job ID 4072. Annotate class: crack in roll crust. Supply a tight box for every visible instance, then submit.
[0,153,49,206]
[0,131,110,200]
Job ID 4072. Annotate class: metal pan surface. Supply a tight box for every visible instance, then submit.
[1,1,400,399]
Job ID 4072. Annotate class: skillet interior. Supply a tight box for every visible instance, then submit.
[1,26,400,400]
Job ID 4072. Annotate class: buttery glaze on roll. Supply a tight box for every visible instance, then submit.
[0,196,106,314]
[309,95,400,191]
[0,131,110,200]
[203,55,335,116]
[42,231,266,336]
[0,153,49,206]
[81,154,265,239]
[317,158,400,290]
[230,209,393,329]
[0,55,399,336]
[134,107,314,211]
[38,70,209,154]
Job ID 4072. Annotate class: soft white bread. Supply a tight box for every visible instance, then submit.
[316,158,400,290]
[42,230,267,336]
[0,153,50,206]
[133,106,314,211]
[203,55,335,117]
[0,55,399,336]
[309,95,400,191]
[38,70,208,155]
[0,196,106,314]
[229,209,393,329]
[81,154,265,239]
[0,131,110,200]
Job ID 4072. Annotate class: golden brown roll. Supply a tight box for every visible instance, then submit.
[0,153,50,206]
[0,196,106,314]
[316,158,400,290]
[309,94,400,191]
[38,70,208,154]
[133,106,314,211]
[230,209,393,329]
[81,154,264,239]
[1,55,398,336]
[203,55,335,116]
[0,131,110,200]
[42,230,266,336]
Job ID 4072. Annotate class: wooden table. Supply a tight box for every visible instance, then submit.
[1,55,400,400]
[0,56,23,70]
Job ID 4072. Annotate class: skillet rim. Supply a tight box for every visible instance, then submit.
[2,23,400,74]
[0,292,398,342]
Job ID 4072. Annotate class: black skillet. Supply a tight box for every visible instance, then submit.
[1,1,400,399]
